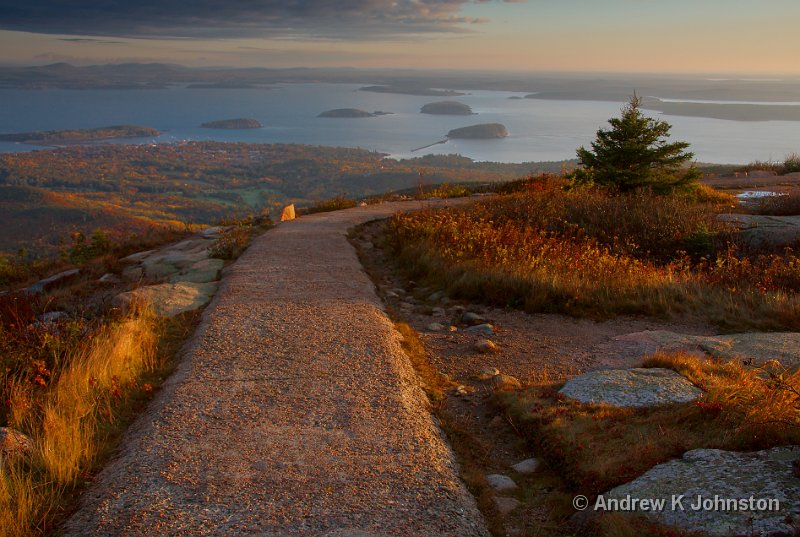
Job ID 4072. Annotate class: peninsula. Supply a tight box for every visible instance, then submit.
[200,118,263,129]
[360,85,465,97]
[0,125,160,144]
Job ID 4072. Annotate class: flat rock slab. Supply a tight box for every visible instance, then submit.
[559,368,702,408]
[602,446,800,536]
[113,282,218,318]
[720,213,800,248]
[615,330,800,370]
[66,200,487,536]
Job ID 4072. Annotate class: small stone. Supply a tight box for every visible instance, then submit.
[390,288,406,295]
[477,367,500,380]
[461,311,485,325]
[98,273,121,284]
[475,339,499,353]
[280,204,296,221]
[486,474,518,493]
[491,374,522,390]
[431,307,446,317]
[385,291,399,299]
[456,385,470,396]
[200,226,224,238]
[493,497,521,515]
[428,290,446,302]
[511,458,540,475]
[38,311,68,323]
[427,322,445,332]
[0,427,34,462]
[448,325,458,332]
[465,323,495,335]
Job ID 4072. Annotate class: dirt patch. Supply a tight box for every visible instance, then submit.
[351,219,718,536]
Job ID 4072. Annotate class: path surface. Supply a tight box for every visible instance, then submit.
[65,200,488,536]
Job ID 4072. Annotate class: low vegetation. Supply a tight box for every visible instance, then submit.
[0,143,559,258]
[754,188,800,216]
[0,210,264,535]
[0,301,191,536]
[498,352,800,498]
[737,153,800,176]
[385,176,800,329]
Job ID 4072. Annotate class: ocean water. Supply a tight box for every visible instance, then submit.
[1,83,799,164]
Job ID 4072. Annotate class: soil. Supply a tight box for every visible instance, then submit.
[351,219,717,536]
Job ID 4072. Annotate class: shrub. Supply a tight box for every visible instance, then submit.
[300,197,358,215]
[783,153,800,174]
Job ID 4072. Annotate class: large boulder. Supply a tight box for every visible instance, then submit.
[113,282,218,317]
[601,446,800,536]
[559,368,702,408]
[169,258,224,284]
[614,330,800,371]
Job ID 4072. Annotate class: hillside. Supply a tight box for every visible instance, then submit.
[0,185,181,254]
[0,142,556,257]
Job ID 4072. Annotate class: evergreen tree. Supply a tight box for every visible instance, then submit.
[571,96,700,193]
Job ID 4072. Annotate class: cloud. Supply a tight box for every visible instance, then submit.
[0,1,522,39]
[58,37,124,44]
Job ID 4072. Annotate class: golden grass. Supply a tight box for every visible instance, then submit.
[498,352,800,497]
[0,306,159,537]
[384,185,800,329]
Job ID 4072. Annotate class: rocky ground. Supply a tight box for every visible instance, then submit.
[351,218,800,536]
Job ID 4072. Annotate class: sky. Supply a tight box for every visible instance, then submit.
[0,0,798,74]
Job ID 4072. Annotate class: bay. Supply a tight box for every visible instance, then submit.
[0,83,798,164]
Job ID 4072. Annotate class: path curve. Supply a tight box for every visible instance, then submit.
[65,200,488,536]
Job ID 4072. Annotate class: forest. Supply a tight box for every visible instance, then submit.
[0,142,556,257]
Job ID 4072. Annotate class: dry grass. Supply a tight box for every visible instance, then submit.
[754,188,800,216]
[384,182,800,329]
[498,352,800,497]
[0,304,163,537]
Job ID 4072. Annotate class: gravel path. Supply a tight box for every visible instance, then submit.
[64,200,488,536]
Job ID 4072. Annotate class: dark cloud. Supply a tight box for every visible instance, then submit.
[0,1,522,39]
[58,37,124,43]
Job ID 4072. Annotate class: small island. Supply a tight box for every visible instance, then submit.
[446,123,509,140]
[318,109,392,118]
[0,125,160,144]
[200,118,263,129]
[420,101,474,115]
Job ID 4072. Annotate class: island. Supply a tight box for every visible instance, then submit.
[200,118,263,129]
[360,85,465,97]
[0,125,160,144]
[446,123,509,139]
[317,109,392,118]
[420,101,474,115]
